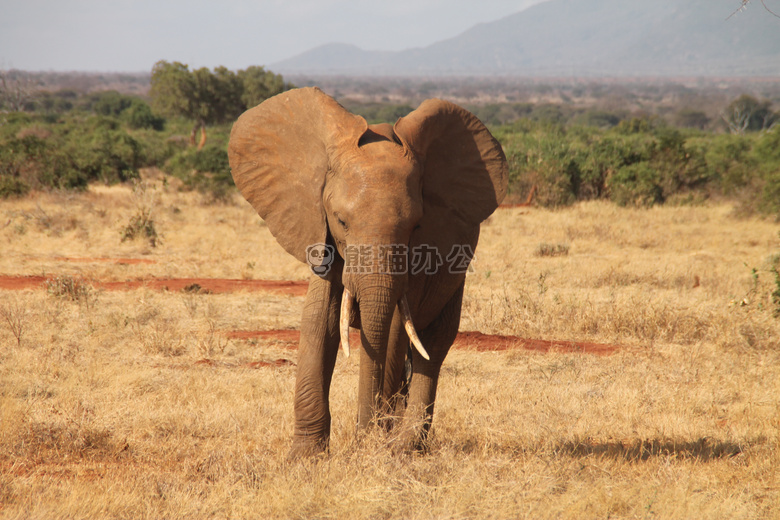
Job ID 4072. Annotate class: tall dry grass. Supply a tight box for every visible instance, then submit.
[1,180,779,519]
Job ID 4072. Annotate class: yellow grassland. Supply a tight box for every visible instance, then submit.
[1,179,779,519]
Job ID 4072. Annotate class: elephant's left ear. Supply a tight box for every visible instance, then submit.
[393,99,508,225]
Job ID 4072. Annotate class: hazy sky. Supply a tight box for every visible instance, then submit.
[0,0,547,72]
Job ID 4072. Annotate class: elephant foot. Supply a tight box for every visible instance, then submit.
[287,437,329,460]
[388,425,432,455]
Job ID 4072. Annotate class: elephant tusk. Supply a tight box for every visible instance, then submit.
[340,289,352,358]
[399,295,431,361]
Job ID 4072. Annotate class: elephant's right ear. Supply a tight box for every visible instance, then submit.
[228,87,367,264]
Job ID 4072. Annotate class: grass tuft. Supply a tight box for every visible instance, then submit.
[120,179,161,247]
[535,242,570,257]
[45,275,96,306]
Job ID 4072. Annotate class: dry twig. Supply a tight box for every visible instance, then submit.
[728,0,780,19]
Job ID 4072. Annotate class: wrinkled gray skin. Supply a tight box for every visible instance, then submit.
[228,87,507,457]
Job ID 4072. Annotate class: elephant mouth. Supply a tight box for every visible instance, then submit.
[339,289,430,361]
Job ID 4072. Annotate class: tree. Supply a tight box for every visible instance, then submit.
[238,66,288,109]
[149,61,200,145]
[211,66,244,122]
[721,94,778,134]
[149,61,291,149]
[0,69,37,112]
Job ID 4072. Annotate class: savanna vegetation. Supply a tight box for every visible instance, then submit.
[0,63,291,202]
[2,69,779,219]
[345,89,780,215]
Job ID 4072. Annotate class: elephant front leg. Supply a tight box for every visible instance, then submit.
[392,283,463,453]
[289,275,342,459]
[392,353,442,452]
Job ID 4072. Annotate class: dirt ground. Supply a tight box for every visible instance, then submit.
[1,182,779,519]
[0,272,622,358]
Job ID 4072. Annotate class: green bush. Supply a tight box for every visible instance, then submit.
[90,91,135,117]
[702,134,754,195]
[650,128,710,198]
[571,134,650,199]
[67,123,144,184]
[190,145,229,173]
[0,175,30,198]
[609,162,663,207]
[165,144,234,201]
[469,103,534,126]
[0,134,86,191]
[753,128,780,167]
[520,131,578,207]
[530,104,567,125]
[122,100,165,130]
[344,102,415,124]
[572,109,623,129]
[34,91,76,114]
[615,117,653,134]
[759,172,780,216]
[83,91,165,130]
[496,116,779,215]
[0,113,157,196]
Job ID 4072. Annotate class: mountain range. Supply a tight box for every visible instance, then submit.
[271,0,780,76]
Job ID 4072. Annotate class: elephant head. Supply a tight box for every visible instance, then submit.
[228,87,506,454]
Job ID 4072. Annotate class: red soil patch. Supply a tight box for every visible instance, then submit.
[0,275,49,291]
[53,257,157,265]
[0,275,308,296]
[225,329,362,344]
[226,329,620,356]
[226,329,306,342]
[103,278,308,296]
[453,331,619,355]
[244,359,296,369]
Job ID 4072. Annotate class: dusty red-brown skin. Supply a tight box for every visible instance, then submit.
[228,86,513,457]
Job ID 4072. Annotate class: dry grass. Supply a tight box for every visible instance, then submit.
[1,178,779,519]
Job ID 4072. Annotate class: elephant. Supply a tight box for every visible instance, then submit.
[228,87,507,457]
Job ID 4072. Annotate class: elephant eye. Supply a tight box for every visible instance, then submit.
[337,217,348,230]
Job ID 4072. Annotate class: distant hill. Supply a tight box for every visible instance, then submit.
[272,0,780,76]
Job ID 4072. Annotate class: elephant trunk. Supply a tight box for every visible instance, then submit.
[345,272,404,429]
[340,290,429,361]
